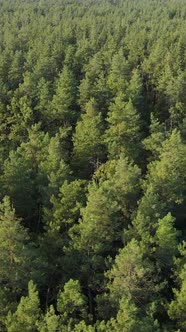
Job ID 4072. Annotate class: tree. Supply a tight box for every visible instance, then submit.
[145,130,186,205]
[0,195,47,293]
[168,264,186,330]
[99,296,160,332]
[57,279,88,327]
[0,196,29,289]
[107,239,154,305]
[79,52,106,110]
[40,128,71,200]
[6,280,41,332]
[107,49,130,95]
[1,124,50,229]
[134,129,186,241]
[105,95,142,161]
[35,78,52,128]
[5,95,33,147]
[0,197,29,331]
[72,158,139,255]
[8,50,24,90]
[155,213,179,266]
[72,99,105,178]
[168,242,186,329]
[72,320,95,332]
[70,156,141,322]
[42,179,86,283]
[38,306,59,332]
[51,65,78,126]
[126,69,144,108]
[75,184,115,254]
[143,114,166,161]
[47,179,86,235]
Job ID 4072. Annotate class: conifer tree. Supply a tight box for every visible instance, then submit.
[57,279,88,328]
[79,52,105,110]
[0,197,30,330]
[107,49,130,95]
[6,280,41,332]
[51,65,78,126]
[72,99,105,178]
[168,242,186,329]
[0,196,29,289]
[105,95,142,161]
[101,296,160,332]
[107,239,154,305]
[143,114,166,161]
[1,124,49,228]
[38,306,59,332]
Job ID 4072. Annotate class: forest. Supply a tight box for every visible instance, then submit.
[0,0,186,330]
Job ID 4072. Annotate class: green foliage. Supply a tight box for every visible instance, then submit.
[0,195,48,296]
[0,0,186,330]
[145,130,186,205]
[6,280,41,332]
[143,114,166,160]
[155,213,179,265]
[48,179,86,233]
[1,124,49,227]
[168,242,186,330]
[72,99,105,177]
[79,52,110,113]
[40,128,71,198]
[38,306,59,332]
[107,239,154,304]
[73,156,141,255]
[72,320,95,332]
[134,129,186,242]
[0,196,29,288]
[57,279,88,326]
[105,96,142,161]
[103,296,160,332]
[168,265,186,329]
[107,49,130,95]
[51,65,78,126]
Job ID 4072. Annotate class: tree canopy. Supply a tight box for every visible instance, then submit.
[0,0,186,330]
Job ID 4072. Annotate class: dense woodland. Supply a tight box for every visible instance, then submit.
[0,0,186,330]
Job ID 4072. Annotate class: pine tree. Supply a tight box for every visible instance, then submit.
[6,281,41,332]
[38,306,59,332]
[102,296,160,332]
[1,124,49,229]
[107,239,154,305]
[105,95,142,161]
[72,99,105,178]
[126,69,143,108]
[143,114,166,161]
[107,49,130,95]
[79,52,105,110]
[57,279,88,327]
[0,196,32,328]
[51,65,78,126]
[0,196,29,289]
